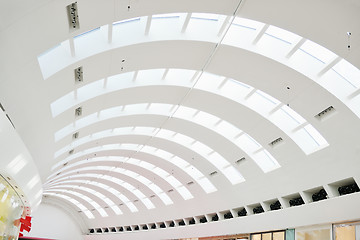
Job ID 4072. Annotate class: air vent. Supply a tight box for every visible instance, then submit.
[289,196,304,207]
[199,216,207,223]
[236,157,246,164]
[150,195,155,198]
[134,226,139,231]
[74,66,83,82]
[269,137,283,147]
[315,106,335,121]
[89,229,95,233]
[223,211,233,219]
[270,200,282,210]
[312,189,328,202]
[126,226,131,231]
[187,181,194,185]
[103,228,109,233]
[237,208,247,217]
[63,162,68,167]
[188,218,195,225]
[253,205,264,214]
[69,149,74,155]
[169,221,175,227]
[133,199,139,202]
[160,223,166,228]
[118,227,123,232]
[142,225,148,230]
[167,189,174,193]
[151,224,156,229]
[56,172,61,176]
[72,132,79,139]
[178,220,185,226]
[338,183,360,196]
[75,107,82,116]
[110,227,116,232]
[211,214,219,221]
[209,171,218,176]
[96,228,102,233]
[67,2,80,30]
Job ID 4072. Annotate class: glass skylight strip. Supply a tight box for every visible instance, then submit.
[264,25,301,45]
[152,13,181,19]
[48,189,108,217]
[113,17,141,26]
[53,103,279,175]
[332,59,360,89]
[50,166,172,206]
[44,193,95,219]
[53,126,217,193]
[191,13,219,21]
[49,175,155,210]
[38,14,360,123]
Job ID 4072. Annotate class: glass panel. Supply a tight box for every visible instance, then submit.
[273,231,285,240]
[332,59,360,89]
[262,233,272,240]
[251,234,262,240]
[335,226,355,240]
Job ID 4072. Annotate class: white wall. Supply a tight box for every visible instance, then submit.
[25,203,84,240]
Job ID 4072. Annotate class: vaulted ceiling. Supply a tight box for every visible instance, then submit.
[1,0,360,239]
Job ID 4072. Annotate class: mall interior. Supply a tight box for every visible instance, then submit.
[0,0,360,239]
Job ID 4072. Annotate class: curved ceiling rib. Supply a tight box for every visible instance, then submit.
[38,13,360,118]
[43,193,95,219]
[49,166,174,206]
[53,103,280,176]
[50,156,194,201]
[46,185,123,215]
[45,176,156,210]
[52,129,217,193]
[46,189,108,217]
[51,69,328,154]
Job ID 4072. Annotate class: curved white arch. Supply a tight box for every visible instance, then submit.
[46,176,155,210]
[49,166,174,206]
[46,189,109,217]
[55,103,280,173]
[43,192,95,219]
[45,184,123,215]
[51,68,328,155]
[51,155,194,201]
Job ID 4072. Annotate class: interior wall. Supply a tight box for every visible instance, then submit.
[24,203,84,240]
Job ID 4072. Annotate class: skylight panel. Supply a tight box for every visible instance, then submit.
[252,149,280,173]
[221,165,245,184]
[152,13,181,19]
[148,103,174,114]
[156,129,175,139]
[191,13,219,21]
[166,176,182,188]
[220,79,253,101]
[141,197,155,209]
[51,91,75,117]
[299,40,337,64]
[113,17,141,26]
[185,166,204,179]
[171,156,190,168]
[136,69,165,84]
[194,111,219,126]
[232,17,264,30]
[280,105,306,125]
[165,69,197,83]
[153,167,170,178]
[194,72,225,91]
[172,133,195,146]
[265,25,301,45]
[173,106,197,119]
[332,59,360,89]
[137,176,152,185]
[158,192,173,205]
[246,90,280,113]
[191,141,213,156]
[236,133,261,153]
[197,177,217,193]
[138,161,155,169]
[215,121,243,139]
[77,79,105,102]
[207,152,231,170]
[126,202,138,212]
[67,190,109,217]
[176,186,193,200]
[303,124,328,147]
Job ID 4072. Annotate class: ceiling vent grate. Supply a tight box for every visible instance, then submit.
[6,114,15,129]
[167,189,174,193]
[235,157,246,164]
[75,107,82,117]
[67,2,80,30]
[269,137,283,147]
[74,66,83,83]
[315,106,335,121]
[187,181,194,185]
[209,171,218,176]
